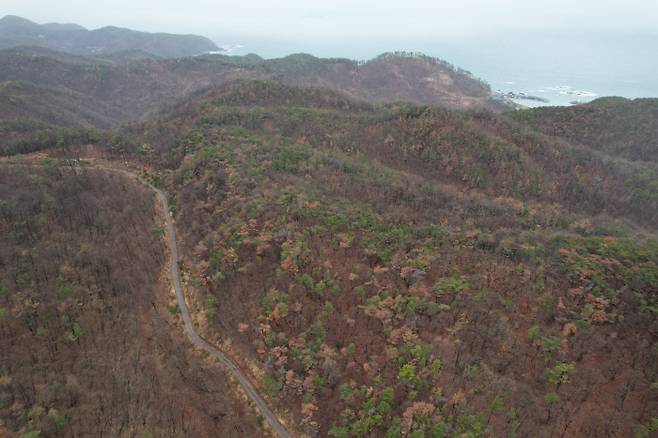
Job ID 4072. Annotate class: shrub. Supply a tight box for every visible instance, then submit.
[263,372,283,395]
[205,294,217,323]
[298,274,314,289]
[429,421,448,438]
[541,336,561,360]
[544,392,560,404]
[544,362,576,385]
[538,292,554,310]
[0,284,9,299]
[66,323,83,341]
[48,408,68,428]
[386,417,403,438]
[433,273,469,296]
[455,413,488,437]
[379,387,395,412]
[328,426,349,438]
[398,363,417,384]
[339,382,353,401]
[527,325,541,340]
[490,395,504,414]
[36,327,48,337]
[277,302,289,318]
[272,143,311,173]
[410,344,432,367]
[636,417,658,438]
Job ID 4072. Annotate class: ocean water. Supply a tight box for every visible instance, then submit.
[212,31,658,107]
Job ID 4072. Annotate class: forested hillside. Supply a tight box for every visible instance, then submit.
[0,49,656,436]
[0,163,264,437]
[87,80,655,437]
[509,97,658,162]
[0,47,507,132]
[0,80,119,128]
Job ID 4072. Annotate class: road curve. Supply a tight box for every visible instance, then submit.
[153,187,293,438]
[0,160,292,438]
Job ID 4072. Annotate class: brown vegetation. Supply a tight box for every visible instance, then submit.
[109,81,656,437]
[1,68,656,437]
[0,164,263,437]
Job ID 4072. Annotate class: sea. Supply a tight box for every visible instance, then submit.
[211,31,658,107]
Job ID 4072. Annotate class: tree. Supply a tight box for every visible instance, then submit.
[398,363,417,385]
[544,362,576,385]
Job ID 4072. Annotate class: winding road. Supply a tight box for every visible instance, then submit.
[1,159,292,438]
[153,186,292,438]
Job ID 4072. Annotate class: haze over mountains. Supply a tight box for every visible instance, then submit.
[0,14,657,438]
[0,34,506,131]
[0,15,219,58]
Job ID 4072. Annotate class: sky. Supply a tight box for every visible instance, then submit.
[3,0,658,39]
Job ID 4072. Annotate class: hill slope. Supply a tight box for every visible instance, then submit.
[0,163,263,437]
[509,97,658,162]
[0,47,508,130]
[73,80,655,437]
[0,15,219,58]
[1,48,656,436]
[0,80,118,128]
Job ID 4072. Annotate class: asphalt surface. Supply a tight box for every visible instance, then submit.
[153,186,293,438]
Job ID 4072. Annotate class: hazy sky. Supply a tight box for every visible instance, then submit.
[3,0,658,39]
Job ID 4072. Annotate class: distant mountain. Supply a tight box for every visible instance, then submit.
[510,97,658,162]
[0,80,118,128]
[0,79,123,156]
[0,15,219,58]
[257,52,504,110]
[0,47,509,129]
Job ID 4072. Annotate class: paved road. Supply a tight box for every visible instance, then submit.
[0,160,292,438]
[153,187,292,438]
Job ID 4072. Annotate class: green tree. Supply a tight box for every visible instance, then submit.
[328,426,349,438]
[544,362,576,385]
[398,363,417,384]
[544,392,560,404]
[490,395,504,414]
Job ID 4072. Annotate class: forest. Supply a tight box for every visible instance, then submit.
[0,52,656,437]
[0,163,263,437]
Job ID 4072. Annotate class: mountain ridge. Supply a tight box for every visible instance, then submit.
[0,15,220,58]
[0,46,509,130]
